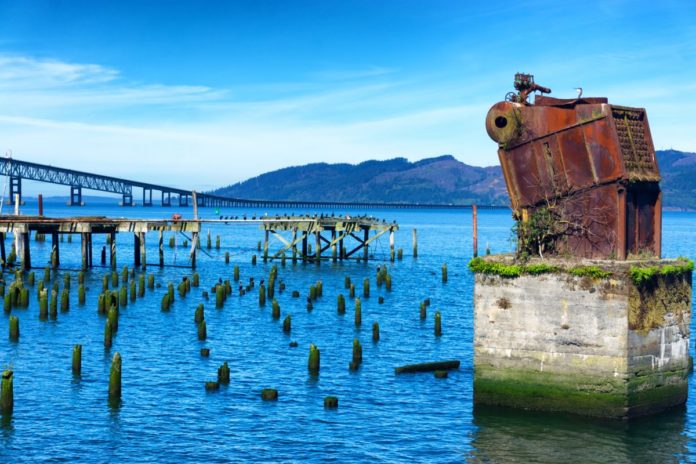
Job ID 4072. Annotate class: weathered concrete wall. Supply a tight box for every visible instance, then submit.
[473,259,691,418]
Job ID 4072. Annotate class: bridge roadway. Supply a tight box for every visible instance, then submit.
[0,157,478,210]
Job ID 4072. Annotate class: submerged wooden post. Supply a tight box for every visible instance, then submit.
[315,230,321,263]
[283,315,291,333]
[473,204,478,258]
[1,370,13,416]
[108,352,122,402]
[435,311,442,337]
[72,344,82,376]
[373,322,380,341]
[140,232,147,268]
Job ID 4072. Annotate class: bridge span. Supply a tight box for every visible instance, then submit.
[0,157,477,210]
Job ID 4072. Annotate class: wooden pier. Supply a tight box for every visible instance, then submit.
[258,216,398,263]
[0,214,398,270]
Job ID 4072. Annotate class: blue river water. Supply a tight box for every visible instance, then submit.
[0,201,695,463]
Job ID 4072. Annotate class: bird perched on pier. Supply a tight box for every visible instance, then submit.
[575,87,583,99]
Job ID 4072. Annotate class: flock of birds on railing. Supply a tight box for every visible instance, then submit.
[216,212,397,225]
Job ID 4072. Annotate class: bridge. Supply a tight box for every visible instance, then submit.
[0,157,479,209]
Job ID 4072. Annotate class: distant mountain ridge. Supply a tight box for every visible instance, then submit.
[210,150,696,209]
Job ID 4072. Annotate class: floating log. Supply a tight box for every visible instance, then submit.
[72,344,82,376]
[394,360,460,374]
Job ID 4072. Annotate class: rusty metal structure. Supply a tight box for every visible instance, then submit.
[486,73,661,259]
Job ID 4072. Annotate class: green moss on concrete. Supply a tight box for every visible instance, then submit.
[629,258,693,286]
[469,257,612,280]
[474,365,627,418]
[568,266,612,279]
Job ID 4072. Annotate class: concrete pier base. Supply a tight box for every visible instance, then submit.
[472,256,692,419]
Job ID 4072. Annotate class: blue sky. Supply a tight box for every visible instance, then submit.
[0,0,695,194]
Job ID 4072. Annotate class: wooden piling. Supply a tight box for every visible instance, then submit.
[442,264,448,283]
[161,294,171,311]
[259,284,266,307]
[129,280,136,302]
[272,299,280,319]
[215,235,220,250]
[78,284,85,305]
[337,294,346,315]
[194,304,204,323]
[324,396,338,409]
[1,370,13,416]
[350,338,362,371]
[107,305,119,332]
[60,288,69,312]
[119,286,127,308]
[72,344,82,376]
[138,275,145,297]
[198,319,207,340]
[261,388,278,401]
[355,298,362,326]
[349,284,355,299]
[39,290,48,320]
[420,301,427,320]
[104,319,113,348]
[308,344,320,374]
[49,289,58,320]
[215,285,224,309]
[435,311,442,337]
[148,274,155,290]
[218,362,230,385]
[283,315,291,333]
[363,278,369,298]
[108,352,122,402]
[9,316,19,341]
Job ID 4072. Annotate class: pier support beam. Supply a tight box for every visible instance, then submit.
[110,232,116,269]
[363,228,369,261]
[51,232,60,268]
[143,188,153,207]
[263,230,269,263]
[122,192,133,207]
[134,233,141,267]
[21,232,30,271]
[8,177,21,206]
[161,191,171,207]
[178,194,189,207]
[81,233,89,271]
[0,232,5,268]
[69,186,82,206]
